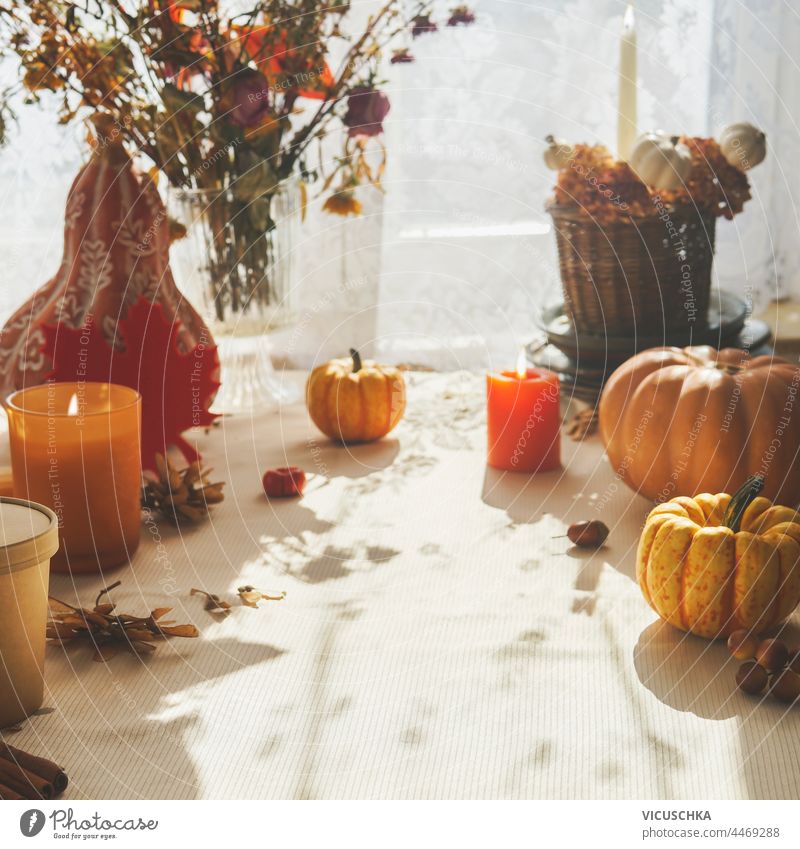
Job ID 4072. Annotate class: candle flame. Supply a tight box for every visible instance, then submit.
[67,393,79,416]
[516,348,527,379]
[623,2,635,32]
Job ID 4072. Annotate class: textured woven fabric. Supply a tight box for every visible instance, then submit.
[3,372,799,800]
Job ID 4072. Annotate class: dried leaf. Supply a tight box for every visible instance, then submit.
[124,629,158,641]
[190,587,231,613]
[46,623,77,640]
[143,455,224,525]
[237,586,287,608]
[47,582,200,663]
[156,624,200,638]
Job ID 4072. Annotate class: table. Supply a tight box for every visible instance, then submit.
[3,371,800,800]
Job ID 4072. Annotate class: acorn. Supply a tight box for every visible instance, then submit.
[769,669,800,704]
[735,661,768,696]
[566,520,609,548]
[727,629,759,662]
[754,639,789,673]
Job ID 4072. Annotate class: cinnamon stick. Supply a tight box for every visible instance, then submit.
[0,742,68,794]
[0,781,24,800]
[0,756,54,799]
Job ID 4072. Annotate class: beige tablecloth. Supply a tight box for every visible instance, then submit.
[3,371,800,800]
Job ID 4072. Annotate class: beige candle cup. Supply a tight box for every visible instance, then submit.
[0,497,59,729]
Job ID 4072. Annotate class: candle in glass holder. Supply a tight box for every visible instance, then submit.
[7,382,142,574]
[487,353,561,472]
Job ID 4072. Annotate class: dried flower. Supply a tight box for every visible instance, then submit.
[447,6,476,27]
[223,68,272,128]
[142,454,224,525]
[323,190,363,217]
[411,14,438,37]
[552,138,752,222]
[390,48,415,64]
[343,86,391,138]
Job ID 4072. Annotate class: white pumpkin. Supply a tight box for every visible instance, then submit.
[543,135,575,170]
[719,122,766,171]
[628,132,693,190]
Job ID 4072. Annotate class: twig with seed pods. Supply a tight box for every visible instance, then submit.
[47,581,199,662]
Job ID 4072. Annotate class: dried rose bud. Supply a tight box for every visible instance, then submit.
[263,467,306,498]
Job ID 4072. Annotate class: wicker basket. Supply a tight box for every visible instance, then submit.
[548,202,716,336]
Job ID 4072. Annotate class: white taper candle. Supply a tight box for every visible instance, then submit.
[617,3,637,161]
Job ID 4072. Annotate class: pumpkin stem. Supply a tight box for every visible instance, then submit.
[350,348,362,373]
[723,475,766,532]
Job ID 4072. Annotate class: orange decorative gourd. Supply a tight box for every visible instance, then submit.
[637,477,800,638]
[0,133,214,396]
[306,348,405,443]
[599,346,800,504]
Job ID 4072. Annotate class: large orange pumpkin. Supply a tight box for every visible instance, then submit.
[0,134,214,395]
[599,346,800,504]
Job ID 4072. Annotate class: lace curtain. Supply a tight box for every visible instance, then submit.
[1,1,798,372]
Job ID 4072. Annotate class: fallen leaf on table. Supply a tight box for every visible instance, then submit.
[190,587,232,614]
[47,581,200,662]
[238,586,287,608]
[142,454,225,525]
[565,407,599,441]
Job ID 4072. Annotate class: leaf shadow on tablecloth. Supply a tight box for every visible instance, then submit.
[634,619,800,799]
[35,637,284,800]
[265,539,401,584]
[277,437,401,480]
[480,466,640,612]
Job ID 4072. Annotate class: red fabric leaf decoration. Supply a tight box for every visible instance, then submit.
[42,297,220,472]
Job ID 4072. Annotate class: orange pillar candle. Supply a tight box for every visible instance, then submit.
[7,382,142,574]
[487,354,561,472]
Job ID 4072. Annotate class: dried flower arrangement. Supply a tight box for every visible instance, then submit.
[547,132,758,223]
[0,2,475,317]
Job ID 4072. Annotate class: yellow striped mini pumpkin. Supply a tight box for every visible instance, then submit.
[636,477,800,639]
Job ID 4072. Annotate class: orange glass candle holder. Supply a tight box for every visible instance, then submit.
[7,382,142,574]
[487,366,561,472]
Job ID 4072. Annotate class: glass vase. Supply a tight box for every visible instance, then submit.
[168,180,302,414]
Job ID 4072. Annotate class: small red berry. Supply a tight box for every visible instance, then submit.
[263,467,306,498]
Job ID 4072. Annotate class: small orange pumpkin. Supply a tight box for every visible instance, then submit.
[306,349,405,443]
[637,477,800,638]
